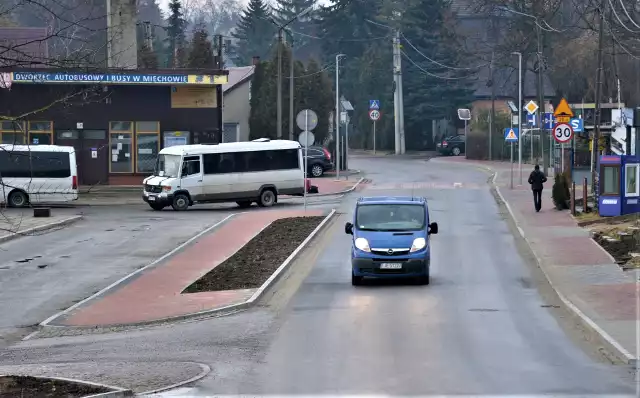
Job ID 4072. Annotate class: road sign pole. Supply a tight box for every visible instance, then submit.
[304,109,308,212]
[561,142,565,174]
[373,120,376,154]
[510,142,514,189]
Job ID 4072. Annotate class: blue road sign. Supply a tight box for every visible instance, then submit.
[504,127,519,142]
[570,118,583,132]
[369,100,380,110]
[526,113,536,126]
[543,112,554,129]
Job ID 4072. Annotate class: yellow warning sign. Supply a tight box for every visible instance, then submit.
[525,101,538,114]
[553,98,574,117]
[506,129,517,140]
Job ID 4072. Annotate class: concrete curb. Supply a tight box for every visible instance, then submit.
[0,374,133,397]
[38,214,238,329]
[0,215,83,244]
[488,169,636,366]
[308,177,365,198]
[137,363,211,396]
[36,210,336,331]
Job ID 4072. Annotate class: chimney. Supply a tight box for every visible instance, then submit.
[107,0,138,69]
[252,56,260,66]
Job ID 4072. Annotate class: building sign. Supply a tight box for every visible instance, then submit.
[10,72,228,85]
[171,86,217,108]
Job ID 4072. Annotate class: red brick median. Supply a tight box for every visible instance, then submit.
[60,209,324,327]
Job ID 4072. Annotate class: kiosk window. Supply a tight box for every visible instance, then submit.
[109,121,134,173]
[601,165,620,196]
[28,121,53,145]
[625,164,639,197]
[136,122,160,173]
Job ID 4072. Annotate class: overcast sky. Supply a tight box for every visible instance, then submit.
[158,0,330,13]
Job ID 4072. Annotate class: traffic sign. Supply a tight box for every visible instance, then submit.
[526,113,536,126]
[369,109,381,121]
[457,108,471,120]
[504,127,519,142]
[296,109,318,131]
[570,118,583,132]
[554,97,573,123]
[369,100,380,110]
[298,130,315,147]
[543,112,554,129]
[553,122,573,144]
[525,100,539,114]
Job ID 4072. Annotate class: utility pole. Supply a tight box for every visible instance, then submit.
[489,51,495,160]
[289,38,295,141]
[592,0,606,195]
[398,33,405,154]
[393,30,401,154]
[335,54,345,178]
[537,24,547,173]
[217,34,224,139]
[276,29,283,138]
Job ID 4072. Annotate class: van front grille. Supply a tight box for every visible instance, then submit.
[145,184,162,193]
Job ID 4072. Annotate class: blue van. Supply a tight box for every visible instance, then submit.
[344,196,438,286]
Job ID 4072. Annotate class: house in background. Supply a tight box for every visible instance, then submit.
[222,64,255,142]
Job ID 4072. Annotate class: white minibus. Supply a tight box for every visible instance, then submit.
[0,145,79,207]
[142,139,305,211]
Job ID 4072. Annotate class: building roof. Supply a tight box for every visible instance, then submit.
[223,66,255,93]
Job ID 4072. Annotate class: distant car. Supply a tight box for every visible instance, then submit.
[303,146,333,177]
[345,196,439,286]
[437,135,466,156]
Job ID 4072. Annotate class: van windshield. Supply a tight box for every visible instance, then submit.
[155,154,181,177]
[355,204,425,231]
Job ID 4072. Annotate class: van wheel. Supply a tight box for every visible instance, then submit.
[351,272,363,286]
[310,164,324,177]
[172,193,190,211]
[236,200,252,208]
[258,189,276,207]
[8,190,28,208]
[149,203,165,211]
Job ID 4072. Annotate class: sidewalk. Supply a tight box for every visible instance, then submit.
[75,177,361,206]
[46,209,327,327]
[0,211,82,243]
[436,157,637,365]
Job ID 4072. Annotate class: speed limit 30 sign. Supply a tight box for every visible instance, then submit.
[553,122,574,144]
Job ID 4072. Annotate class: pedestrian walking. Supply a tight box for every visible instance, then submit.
[528,165,547,212]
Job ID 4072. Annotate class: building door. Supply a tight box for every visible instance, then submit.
[55,130,108,186]
[80,130,109,185]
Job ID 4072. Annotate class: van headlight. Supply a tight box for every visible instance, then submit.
[354,237,371,252]
[410,237,426,252]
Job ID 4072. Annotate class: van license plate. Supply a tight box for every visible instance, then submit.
[380,263,402,269]
[148,196,156,201]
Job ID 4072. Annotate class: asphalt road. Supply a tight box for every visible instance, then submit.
[0,156,635,395]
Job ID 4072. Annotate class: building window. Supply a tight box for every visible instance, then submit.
[0,121,25,144]
[28,121,53,145]
[625,164,639,197]
[136,121,160,173]
[600,165,620,196]
[109,121,134,173]
[222,123,239,143]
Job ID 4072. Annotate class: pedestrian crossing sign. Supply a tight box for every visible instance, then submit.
[504,127,519,142]
[369,100,380,110]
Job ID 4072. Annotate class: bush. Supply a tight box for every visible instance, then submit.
[552,172,571,210]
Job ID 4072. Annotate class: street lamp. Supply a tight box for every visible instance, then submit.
[335,53,346,179]
[270,6,314,139]
[512,51,522,185]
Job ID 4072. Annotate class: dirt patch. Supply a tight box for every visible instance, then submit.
[0,375,110,397]
[183,216,325,293]
[589,219,640,268]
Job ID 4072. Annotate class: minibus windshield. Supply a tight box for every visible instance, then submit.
[155,154,181,177]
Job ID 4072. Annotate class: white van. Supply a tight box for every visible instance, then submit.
[142,139,305,211]
[0,144,79,207]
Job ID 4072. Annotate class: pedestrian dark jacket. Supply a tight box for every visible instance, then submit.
[528,170,547,191]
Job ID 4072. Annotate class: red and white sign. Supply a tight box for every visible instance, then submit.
[553,122,573,144]
[369,109,381,121]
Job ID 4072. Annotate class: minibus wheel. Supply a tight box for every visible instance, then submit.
[8,190,28,208]
[172,193,190,211]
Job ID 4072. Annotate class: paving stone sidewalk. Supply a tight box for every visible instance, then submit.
[434,157,638,365]
[0,211,82,243]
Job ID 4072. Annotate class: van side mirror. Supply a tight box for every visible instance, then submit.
[428,222,438,235]
[345,222,353,235]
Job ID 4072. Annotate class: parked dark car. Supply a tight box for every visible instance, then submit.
[303,146,334,177]
[436,135,466,156]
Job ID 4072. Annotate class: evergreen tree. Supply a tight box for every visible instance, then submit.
[296,59,333,143]
[165,0,188,67]
[273,0,319,61]
[187,28,215,68]
[231,0,276,66]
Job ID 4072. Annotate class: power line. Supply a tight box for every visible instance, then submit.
[400,32,489,71]
[401,50,475,80]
